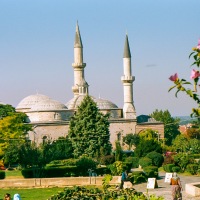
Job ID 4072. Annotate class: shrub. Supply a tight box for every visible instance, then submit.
[96,167,111,176]
[173,153,192,172]
[45,166,78,177]
[124,157,139,168]
[76,157,97,176]
[108,161,124,175]
[172,166,181,173]
[146,151,164,167]
[163,164,176,172]
[100,155,115,165]
[129,171,147,184]
[134,139,162,157]
[139,157,152,168]
[0,170,5,179]
[186,164,199,175]
[143,166,158,178]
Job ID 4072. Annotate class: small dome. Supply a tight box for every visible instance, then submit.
[66,95,118,110]
[94,98,118,109]
[16,94,51,110]
[31,99,67,111]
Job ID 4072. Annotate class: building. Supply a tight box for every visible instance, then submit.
[15,23,164,147]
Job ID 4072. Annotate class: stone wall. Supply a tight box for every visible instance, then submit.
[0,176,121,188]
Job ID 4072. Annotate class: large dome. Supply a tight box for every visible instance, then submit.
[31,99,67,111]
[66,95,118,110]
[16,94,51,110]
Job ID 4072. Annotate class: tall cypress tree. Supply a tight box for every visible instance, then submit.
[68,95,112,158]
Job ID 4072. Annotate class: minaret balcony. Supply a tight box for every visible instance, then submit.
[121,75,135,82]
[72,63,86,68]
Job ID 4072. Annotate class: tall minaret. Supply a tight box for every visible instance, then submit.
[121,34,136,119]
[72,22,89,97]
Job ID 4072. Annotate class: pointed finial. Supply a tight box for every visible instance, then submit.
[74,21,83,48]
[123,33,131,58]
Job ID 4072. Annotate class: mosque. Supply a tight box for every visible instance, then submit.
[14,23,164,148]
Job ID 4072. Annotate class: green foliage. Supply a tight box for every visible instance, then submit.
[22,166,78,178]
[3,140,21,167]
[68,95,112,158]
[0,106,32,156]
[76,156,97,176]
[0,170,5,179]
[186,164,199,175]
[115,140,123,161]
[100,155,115,165]
[173,153,193,172]
[123,133,139,149]
[189,138,200,154]
[172,166,181,173]
[150,109,180,146]
[143,166,158,178]
[124,156,139,168]
[102,174,112,191]
[129,171,147,184]
[48,158,78,166]
[139,157,152,168]
[146,151,164,168]
[135,139,162,158]
[48,186,157,200]
[48,137,73,160]
[172,134,190,153]
[108,161,124,175]
[96,166,111,176]
[163,164,176,172]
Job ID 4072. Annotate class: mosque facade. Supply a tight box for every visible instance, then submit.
[15,23,164,148]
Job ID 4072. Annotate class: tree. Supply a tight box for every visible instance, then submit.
[0,105,32,158]
[123,133,139,150]
[186,127,200,139]
[115,141,122,161]
[68,95,112,158]
[50,137,73,160]
[172,134,190,153]
[0,104,15,119]
[134,139,162,158]
[150,109,180,146]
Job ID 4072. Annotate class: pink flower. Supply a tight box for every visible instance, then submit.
[197,39,200,50]
[190,69,200,79]
[169,73,178,81]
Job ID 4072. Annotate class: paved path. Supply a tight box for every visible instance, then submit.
[132,172,200,200]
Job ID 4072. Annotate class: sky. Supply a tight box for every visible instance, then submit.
[0,0,200,117]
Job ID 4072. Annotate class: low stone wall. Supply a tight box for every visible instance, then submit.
[0,176,121,188]
[185,182,200,197]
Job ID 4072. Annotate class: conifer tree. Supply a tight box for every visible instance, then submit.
[68,95,112,158]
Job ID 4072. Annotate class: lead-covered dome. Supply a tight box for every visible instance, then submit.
[31,99,67,111]
[16,94,51,110]
[66,95,118,110]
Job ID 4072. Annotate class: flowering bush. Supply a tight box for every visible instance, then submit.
[169,39,200,117]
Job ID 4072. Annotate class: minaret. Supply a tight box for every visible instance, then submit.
[72,22,89,97]
[121,34,136,119]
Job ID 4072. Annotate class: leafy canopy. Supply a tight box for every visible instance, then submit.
[68,95,112,158]
[150,109,180,146]
[0,104,32,157]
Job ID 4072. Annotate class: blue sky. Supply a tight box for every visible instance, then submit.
[0,0,200,116]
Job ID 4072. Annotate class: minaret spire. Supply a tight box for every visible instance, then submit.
[121,34,136,119]
[72,22,89,97]
[74,21,83,48]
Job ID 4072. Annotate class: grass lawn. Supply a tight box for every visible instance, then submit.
[0,187,64,200]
